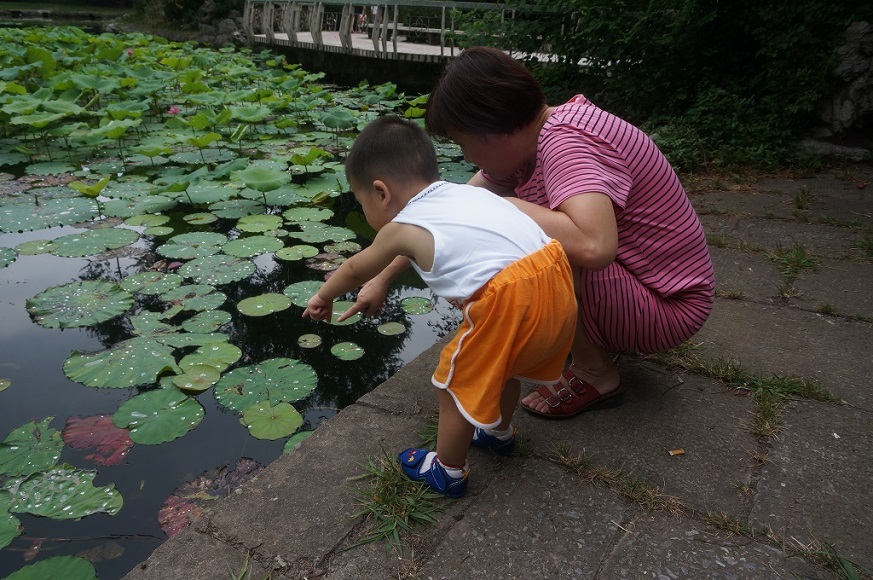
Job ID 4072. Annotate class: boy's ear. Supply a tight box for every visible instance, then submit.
[372,179,391,206]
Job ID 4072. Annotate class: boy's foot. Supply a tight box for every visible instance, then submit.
[471,426,516,455]
[397,448,468,498]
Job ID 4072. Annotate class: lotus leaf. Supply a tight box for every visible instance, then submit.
[178,254,256,285]
[297,333,322,348]
[330,341,364,361]
[282,207,333,222]
[26,280,134,329]
[236,213,283,233]
[125,213,170,227]
[282,430,314,453]
[377,322,406,336]
[324,241,362,254]
[306,252,345,272]
[287,222,355,244]
[222,234,283,258]
[0,378,9,392]
[0,417,63,477]
[0,493,21,550]
[283,280,324,307]
[120,271,184,295]
[231,166,291,193]
[242,401,303,440]
[25,161,77,176]
[0,196,97,232]
[330,301,361,326]
[113,387,204,444]
[157,232,227,260]
[5,464,123,519]
[208,198,262,219]
[401,296,434,315]
[238,184,307,206]
[183,212,218,225]
[229,105,270,123]
[130,311,176,337]
[50,227,140,258]
[144,225,174,237]
[3,556,97,580]
[318,107,356,130]
[156,332,228,349]
[62,415,134,466]
[214,357,317,412]
[102,194,177,219]
[179,343,241,374]
[160,284,227,313]
[181,310,232,333]
[171,365,220,393]
[275,244,318,261]
[295,174,345,200]
[0,246,16,268]
[14,239,57,255]
[237,293,292,316]
[64,338,178,389]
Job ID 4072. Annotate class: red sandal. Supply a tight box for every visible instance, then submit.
[522,369,625,419]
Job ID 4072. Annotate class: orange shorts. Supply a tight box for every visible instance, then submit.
[432,240,577,428]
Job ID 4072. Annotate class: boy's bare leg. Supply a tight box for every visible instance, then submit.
[497,378,521,430]
[435,388,474,467]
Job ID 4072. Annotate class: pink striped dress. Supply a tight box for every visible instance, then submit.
[485,95,714,353]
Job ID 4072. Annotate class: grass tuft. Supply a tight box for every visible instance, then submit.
[765,244,819,280]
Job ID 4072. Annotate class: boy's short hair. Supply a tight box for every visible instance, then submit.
[425,46,546,137]
[346,116,440,188]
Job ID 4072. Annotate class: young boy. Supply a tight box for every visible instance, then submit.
[302,116,577,498]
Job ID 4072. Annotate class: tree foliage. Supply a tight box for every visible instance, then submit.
[453,0,862,170]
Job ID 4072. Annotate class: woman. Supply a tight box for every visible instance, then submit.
[420,46,715,417]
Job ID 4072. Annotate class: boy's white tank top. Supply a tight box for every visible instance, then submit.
[392,181,551,302]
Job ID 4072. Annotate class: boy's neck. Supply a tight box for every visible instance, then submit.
[395,179,442,206]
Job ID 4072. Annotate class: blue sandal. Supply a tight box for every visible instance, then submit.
[397,448,468,498]
[471,427,516,455]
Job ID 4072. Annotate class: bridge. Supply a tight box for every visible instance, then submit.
[241,1,555,90]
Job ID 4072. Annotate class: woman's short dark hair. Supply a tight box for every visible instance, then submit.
[346,116,440,187]
[425,46,546,137]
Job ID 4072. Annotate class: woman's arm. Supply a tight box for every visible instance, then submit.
[507,192,618,271]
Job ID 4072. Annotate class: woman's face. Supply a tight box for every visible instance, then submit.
[449,131,522,180]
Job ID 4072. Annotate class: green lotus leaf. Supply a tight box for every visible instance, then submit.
[120,271,184,295]
[25,161,77,176]
[214,358,318,412]
[125,214,171,227]
[144,225,175,237]
[238,184,308,206]
[3,556,96,580]
[177,254,256,285]
[157,232,228,260]
[64,338,178,389]
[169,148,236,165]
[229,105,271,123]
[0,378,9,392]
[286,221,356,244]
[113,387,204,444]
[11,110,67,129]
[160,284,227,313]
[102,195,177,219]
[237,293,292,316]
[330,341,364,361]
[14,239,57,255]
[26,280,134,329]
[181,342,242,371]
[401,296,434,315]
[208,198,263,219]
[186,131,222,150]
[231,166,291,193]
[183,212,218,225]
[91,118,141,140]
[306,252,346,272]
[50,227,140,258]
[318,107,356,130]
[171,365,220,393]
[5,464,123,519]
[282,430,314,453]
[0,417,63,477]
[329,301,361,326]
[377,322,406,336]
[242,401,303,440]
[222,234,283,258]
[275,244,318,261]
[0,246,17,268]
[130,311,176,337]
[69,176,110,197]
[297,333,322,348]
[283,280,324,307]
[282,207,334,223]
[236,213,283,233]
[295,174,346,200]
[181,310,232,333]
[0,196,98,233]
[155,332,228,349]
[0,493,21,550]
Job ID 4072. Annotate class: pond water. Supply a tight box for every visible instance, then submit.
[0,215,459,578]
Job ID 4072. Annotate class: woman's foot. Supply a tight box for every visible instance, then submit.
[521,362,622,418]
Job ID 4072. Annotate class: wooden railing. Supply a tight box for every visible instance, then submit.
[242,0,514,59]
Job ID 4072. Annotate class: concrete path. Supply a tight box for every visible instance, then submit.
[124,162,873,580]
